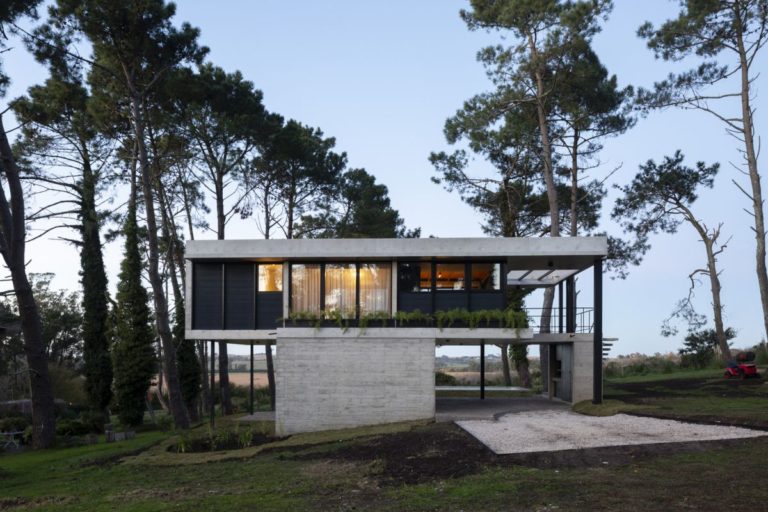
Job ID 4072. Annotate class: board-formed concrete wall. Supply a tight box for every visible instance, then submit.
[572,340,595,403]
[275,334,435,435]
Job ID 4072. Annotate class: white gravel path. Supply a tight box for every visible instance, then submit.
[457,410,767,454]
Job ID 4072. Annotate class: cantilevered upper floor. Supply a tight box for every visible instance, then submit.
[184,236,607,341]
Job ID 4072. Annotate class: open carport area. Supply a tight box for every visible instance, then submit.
[435,395,567,422]
[457,410,767,455]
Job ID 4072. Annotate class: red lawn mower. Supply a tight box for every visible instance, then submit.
[724,351,761,379]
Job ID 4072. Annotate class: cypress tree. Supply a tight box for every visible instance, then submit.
[112,173,156,426]
[174,300,200,422]
[81,162,113,414]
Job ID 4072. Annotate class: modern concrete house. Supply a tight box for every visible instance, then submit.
[185,237,607,435]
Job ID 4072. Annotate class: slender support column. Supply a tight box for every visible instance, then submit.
[480,342,485,400]
[566,277,575,332]
[209,340,215,428]
[593,259,603,404]
[558,282,564,334]
[249,343,254,415]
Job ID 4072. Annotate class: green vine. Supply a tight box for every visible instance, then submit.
[283,307,528,335]
[358,311,389,334]
[393,309,432,326]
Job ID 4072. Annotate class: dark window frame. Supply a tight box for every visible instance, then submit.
[289,261,393,320]
[192,261,288,330]
[396,260,506,315]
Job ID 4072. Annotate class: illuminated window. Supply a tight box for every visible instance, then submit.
[291,264,320,313]
[259,264,283,292]
[471,263,501,290]
[398,262,431,292]
[436,263,465,290]
[359,263,391,315]
[324,263,357,319]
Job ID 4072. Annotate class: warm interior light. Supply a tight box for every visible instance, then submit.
[260,264,283,292]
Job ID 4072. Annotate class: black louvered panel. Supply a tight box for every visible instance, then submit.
[469,292,505,311]
[192,263,223,329]
[257,292,283,329]
[225,263,255,329]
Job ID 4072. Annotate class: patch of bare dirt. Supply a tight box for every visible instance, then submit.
[0,495,75,510]
[278,422,766,486]
[290,422,495,485]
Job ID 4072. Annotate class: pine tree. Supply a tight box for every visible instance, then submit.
[112,172,156,426]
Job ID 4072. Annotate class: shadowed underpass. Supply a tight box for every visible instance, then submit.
[435,395,567,422]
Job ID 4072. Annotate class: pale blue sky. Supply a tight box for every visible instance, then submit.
[3,1,766,358]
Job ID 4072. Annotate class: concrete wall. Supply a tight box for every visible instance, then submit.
[572,339,595,403]
[275,334,435,435]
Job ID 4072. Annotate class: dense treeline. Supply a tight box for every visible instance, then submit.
[0,0,418,448]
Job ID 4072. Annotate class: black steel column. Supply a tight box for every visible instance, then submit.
[593,259,603,404]
[210,340,215,428]
[565,277,575,333]
[480,342,485,400]
[558,282,564,334]
[249,343,254,415]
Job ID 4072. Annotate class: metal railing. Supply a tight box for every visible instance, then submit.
[523,307,593,334]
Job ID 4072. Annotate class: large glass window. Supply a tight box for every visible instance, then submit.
[291,264,321,313]
[259,264,283,292]
[359,263,392,315]
[324,263,357,318]
[436,263,465,290]
[398,262,431,292]
[471,263,501,290]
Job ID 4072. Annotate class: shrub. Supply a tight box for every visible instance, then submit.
[155,415,173,432]
[56,419,90,436]
[604,352,682,378]
[755,340,768,365]
[679,328,736,368]
[78,410,106,434]
[435,371,458,386]
[0,416,29,432]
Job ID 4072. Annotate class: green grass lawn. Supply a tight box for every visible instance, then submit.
[2,371,767,511]
[602,368,768,427]
[605,367,724,383]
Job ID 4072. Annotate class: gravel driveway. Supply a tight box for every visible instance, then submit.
[457,410,767,454]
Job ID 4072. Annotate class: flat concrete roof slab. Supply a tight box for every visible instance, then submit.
[186,237,607,271]
[457,410,766,455]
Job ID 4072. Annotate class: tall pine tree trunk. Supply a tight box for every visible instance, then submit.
[156,181,200,422]
[0,114,56,448]
[528,35,559,391]
[214,176,234,415]
[497,343,513,386]
[704,238,732,362]
[510,345,531,388]
[130,94,189,429]
[735,18,768,344]
[681,206,733,363]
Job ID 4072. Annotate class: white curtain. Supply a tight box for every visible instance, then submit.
[291,264,321,313]
[359,263,391,315]
[325,264,357,318]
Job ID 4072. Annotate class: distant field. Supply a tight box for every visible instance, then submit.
[444,370,504,385]
[220,372,269,388]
